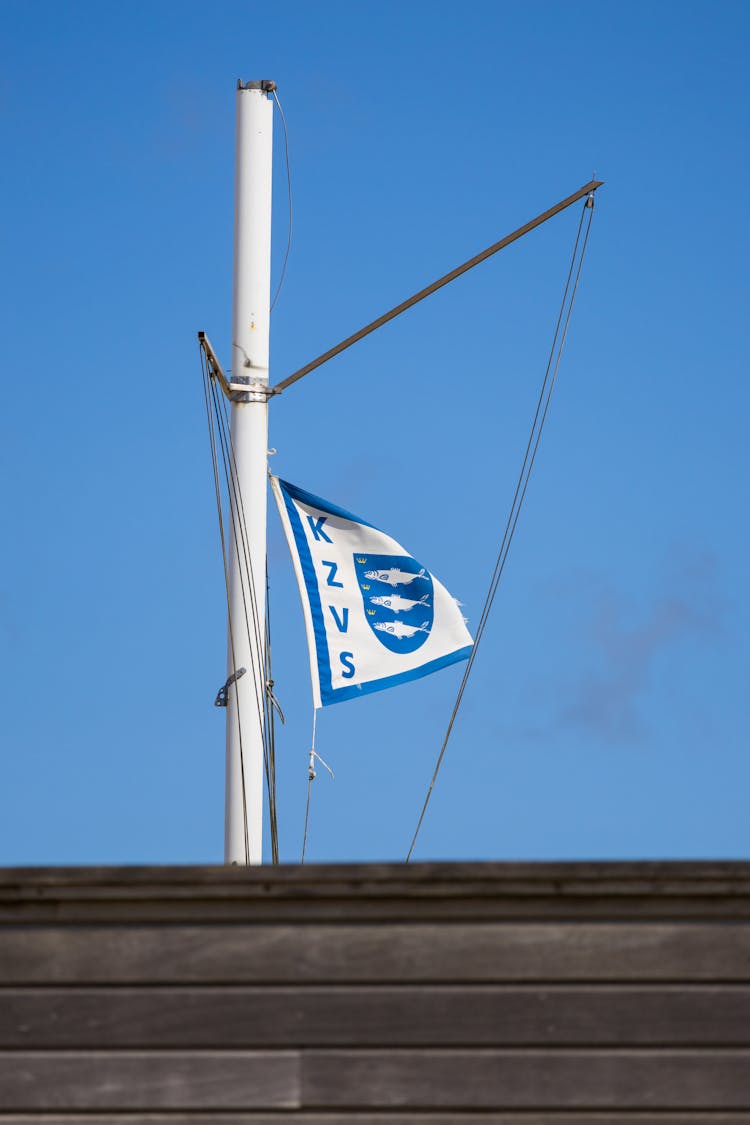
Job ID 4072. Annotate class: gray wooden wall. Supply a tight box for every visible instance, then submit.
[1,862,749,1122]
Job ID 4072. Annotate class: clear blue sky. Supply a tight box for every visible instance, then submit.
[1,0,748,865]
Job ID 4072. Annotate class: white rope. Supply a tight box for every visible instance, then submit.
[301,708,334,863]
[301,708,318,864]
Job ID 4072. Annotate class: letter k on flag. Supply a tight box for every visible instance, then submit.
[270,477,473,708]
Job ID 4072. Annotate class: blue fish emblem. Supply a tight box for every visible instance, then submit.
[354,553,433,653]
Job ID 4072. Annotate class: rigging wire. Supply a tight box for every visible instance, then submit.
[201,346,281,863]
[214,392,280,860]
[406,196,597,863]
[270,87,293,314]
[209,380,277,861]
[210,383,268,740]
[202,361,250,865]
[216,392,268,675]
[200,347,250,863]
[213,395,270,715]
[264,567,280,863]
[210,385,281,862]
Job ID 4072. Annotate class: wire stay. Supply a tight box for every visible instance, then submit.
[270,87,293,314]
[406,193,597,862]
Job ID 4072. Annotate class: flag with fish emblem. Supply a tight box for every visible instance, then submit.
[271,476,473,707]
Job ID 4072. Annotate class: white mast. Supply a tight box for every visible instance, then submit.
[225,80,274,865]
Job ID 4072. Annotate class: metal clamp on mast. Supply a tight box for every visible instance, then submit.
[198,331,276,403]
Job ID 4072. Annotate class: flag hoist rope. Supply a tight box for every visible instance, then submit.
[300,708,335,864]
[406,193,597,862]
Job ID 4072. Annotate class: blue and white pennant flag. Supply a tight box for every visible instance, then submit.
[271,477,473,707]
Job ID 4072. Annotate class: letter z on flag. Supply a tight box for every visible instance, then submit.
[270,476,473,707]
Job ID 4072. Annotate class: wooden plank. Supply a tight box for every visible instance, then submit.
[0,1052,299,1111]
[3,860,749,892]
[301,1049,750,1109]
[2,862,750,923]
[3,985,750,1047]
[1,922,749,983]
[2,1115,750,1125]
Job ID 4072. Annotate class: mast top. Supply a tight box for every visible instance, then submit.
[237,79,276,93]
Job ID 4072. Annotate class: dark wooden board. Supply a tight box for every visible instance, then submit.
[301,1048,750,1109]
[3,1117,750,1125]
[2,1115,750,1125]
[0,1052,299,1111]
[2,922,749,983]
[3,861,749,892]
[2,862,750,923]
[3,985,750,1047]
[2,1049,750,1110]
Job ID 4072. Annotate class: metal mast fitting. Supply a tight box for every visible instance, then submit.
[238,79,277,93]
[198,331,276,403]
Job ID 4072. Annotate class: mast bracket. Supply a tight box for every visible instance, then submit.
[198,331,278,402]
[229,373,276,403]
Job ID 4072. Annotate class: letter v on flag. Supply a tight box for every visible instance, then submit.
[270,477,473,707]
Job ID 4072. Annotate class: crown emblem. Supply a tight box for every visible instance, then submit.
[361,583,370,590]
[366,608,376,615]
[356,556,367,564]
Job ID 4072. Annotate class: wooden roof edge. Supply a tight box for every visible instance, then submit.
[2,860,750,921]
